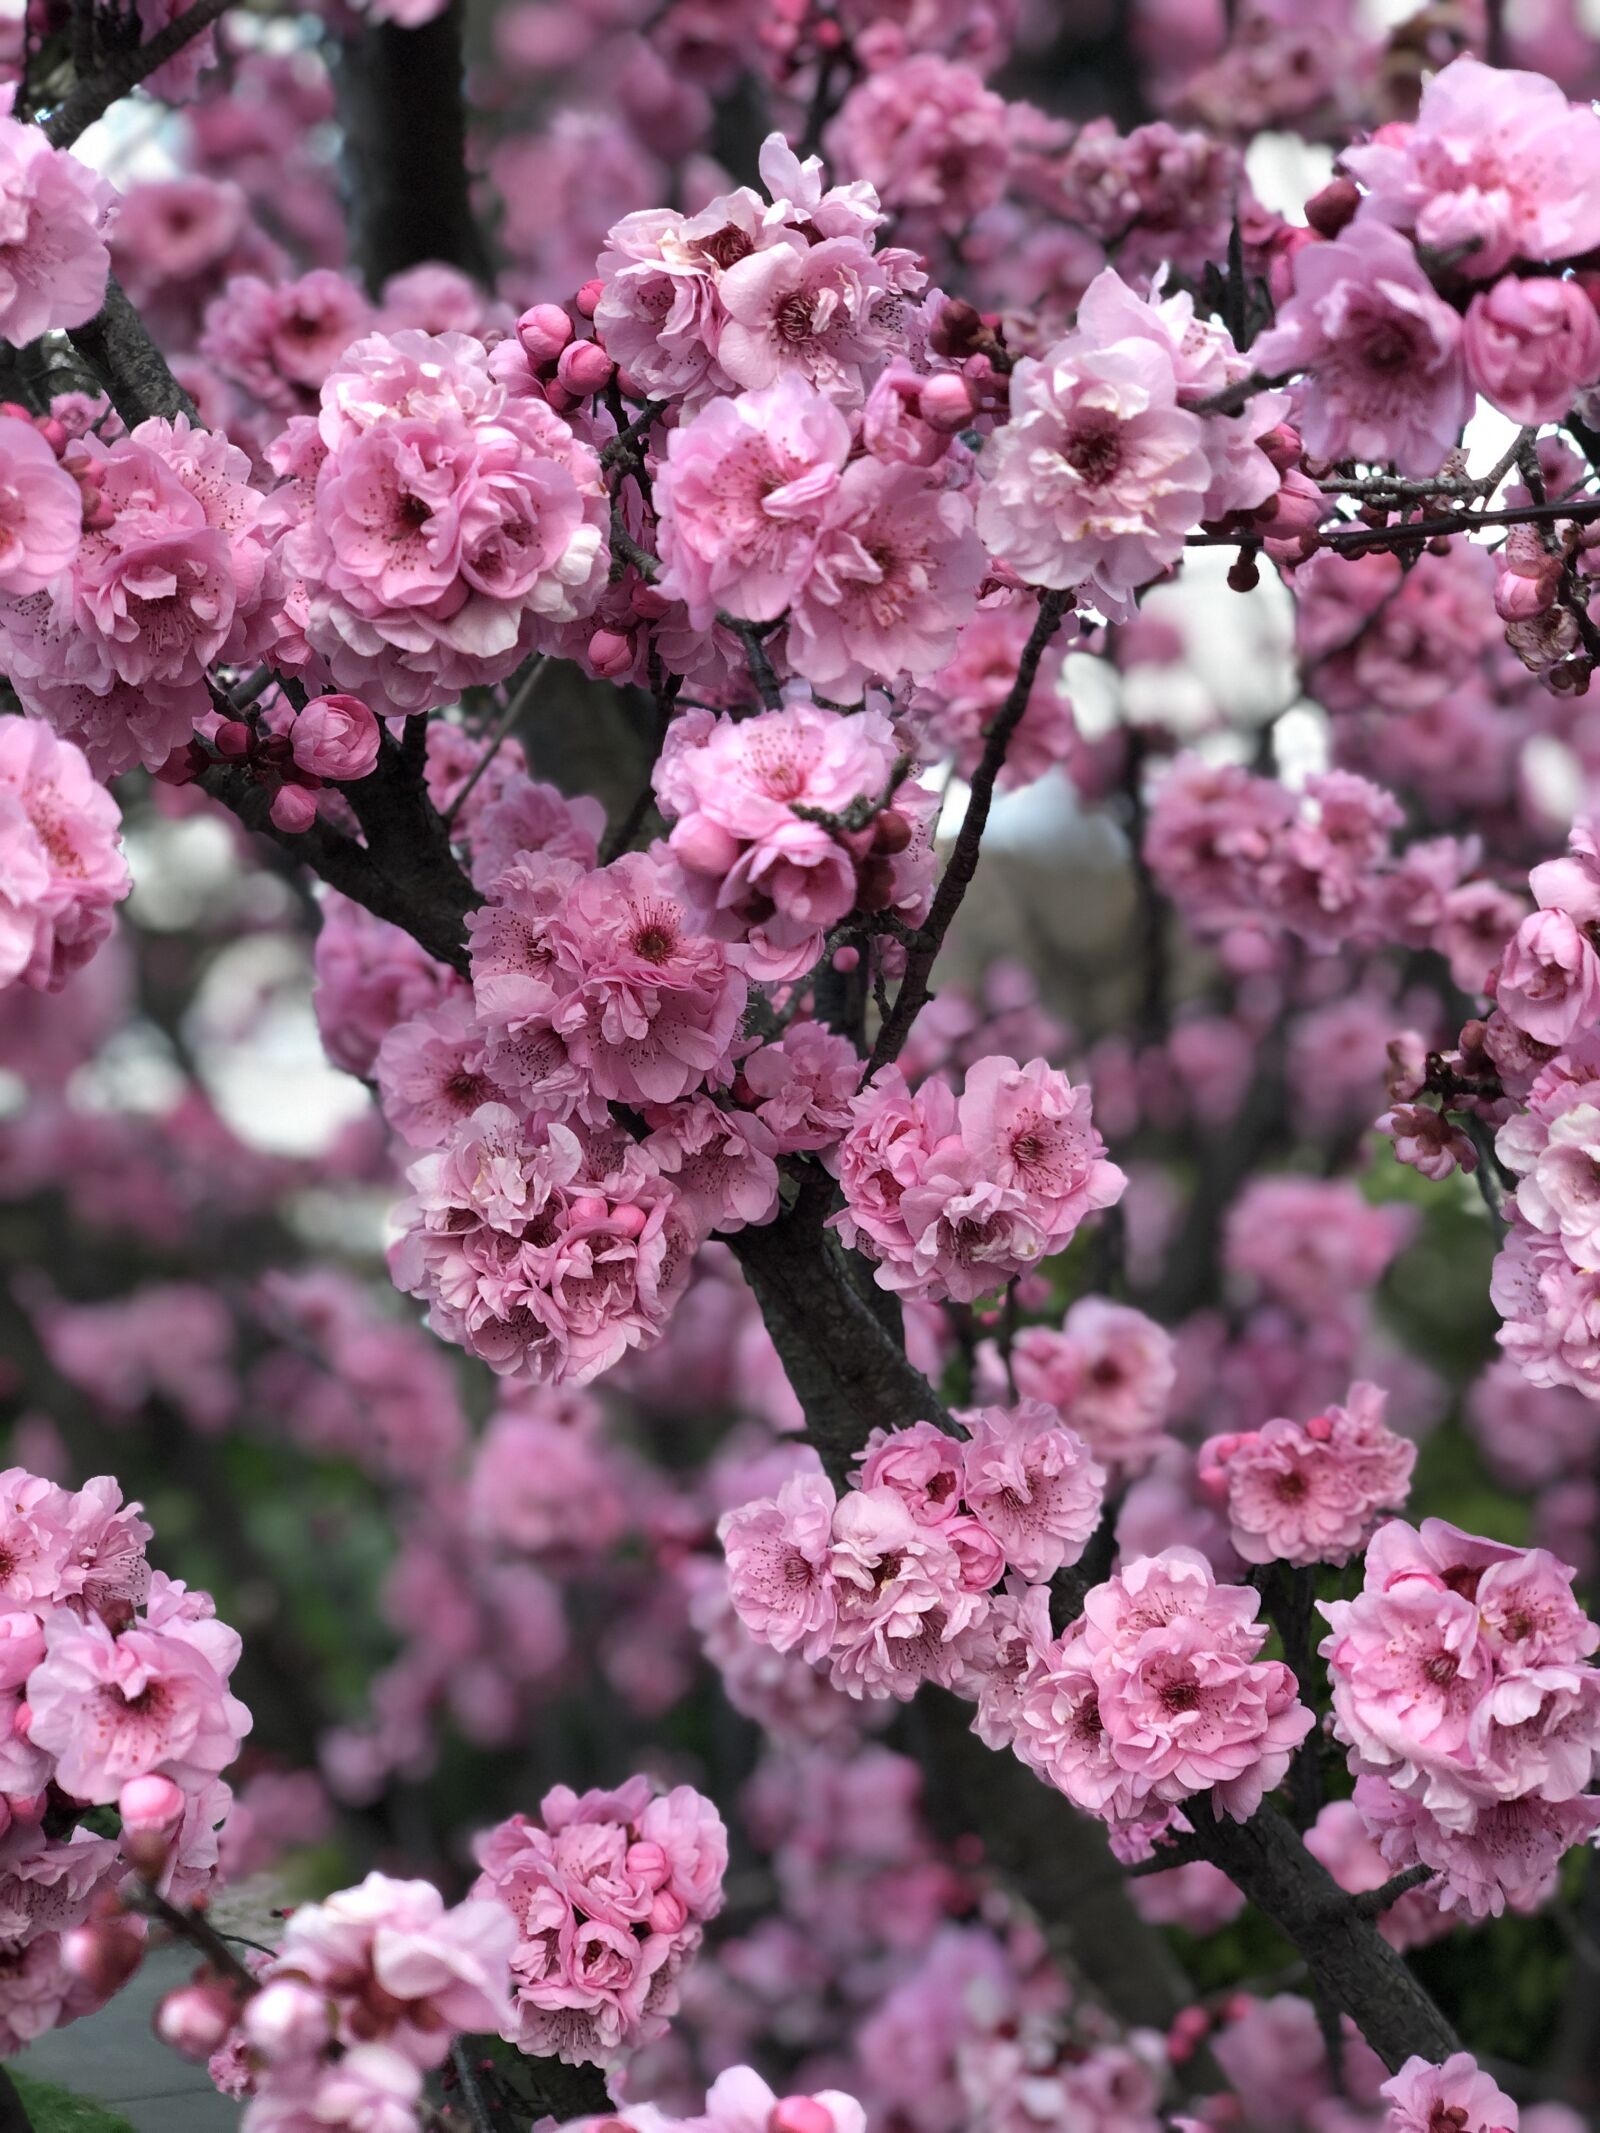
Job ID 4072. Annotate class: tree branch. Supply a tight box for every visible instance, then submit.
[335,0,489,293]
[65,276,199,428]
[44,0,234,148]
[0,2070,34,2133]
[1185,1797,1459,2071]
[864,589,1070,1080]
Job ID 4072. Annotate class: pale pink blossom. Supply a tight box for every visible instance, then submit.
[1011,1298,1175,1476]
[977,279,1211,619]
[0,113,112,345]
[1464,275,1600,426]
[957,1401,1106,1581]
[1346,55,1600,279]
[654,378,850,630]
[1380,2052,1519,2133]
[0,717,128,995]
[0,419,83,598]
[825,57,1009,234]
[718,1470,839,1660]
[1251,220,1473,479]
[264,1872,516,2067]
[1199,1382,1417,1569]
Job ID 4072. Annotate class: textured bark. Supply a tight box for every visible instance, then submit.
[45,0,235,147]
[1187,1798,1459,2071]
[729,1170,954,1486]
[66,278,199,428]
[911,1686,1197,2033]
[336,0,489,294]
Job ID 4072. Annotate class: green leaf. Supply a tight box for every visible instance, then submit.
[8,2073,142,2133]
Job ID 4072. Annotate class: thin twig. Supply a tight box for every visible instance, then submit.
[863,588,1070,1080]
[1352,1864,1436,1919]
[1190,492,1600,554]
[442,655,551,828]
[127,1884,260,1995]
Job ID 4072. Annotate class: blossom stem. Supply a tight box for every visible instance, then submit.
[43,0,236,148]
[863,587,1071,1081]
[443,656,552,829]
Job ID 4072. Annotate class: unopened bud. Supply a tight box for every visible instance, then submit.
[769,2100,834,2133]
[1304,176,1360,239]
[556,339,615,397]
[586,627,633,678]
[62,1912,145,1998]
[574,278,605,320]
[871,809,913,855]
[516,303,574,365]
[919,372,976,433]
[269,783,320,834]
[213,720,255,761]
[119,1774,186,1834]
[154,1978,237,2061]
[854,855,896,913]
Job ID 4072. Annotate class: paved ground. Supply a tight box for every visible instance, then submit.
[13,1947,235,2131]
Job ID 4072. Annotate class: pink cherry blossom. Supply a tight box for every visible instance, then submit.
[0,717,128,995]
[1380,2052,1519,2133]
[0,419,84,599]
[0,113,112,345]
[1251,220,1473,479]
[957,1400,1106,1581]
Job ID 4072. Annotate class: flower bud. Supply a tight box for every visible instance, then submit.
[609,1202,649,1239]
[854,855,897,913]
[575,278,605,320]
[769,2099,835,2133]
[36,416,68,456]
[213,720,255,761]
[556,339,616,397]
[270,784,321,834]
[919,371,977,432]
[119,1774,186,1833]
[831,944,861,973]
[586,627,634,679]
[516,303,574,365]
[154,740,208,787]
[243,1977,331,2064]
[1304,176,1360,239]
[871,809,913,855]
[62,1911,145,1998]
[291,694,381,782]
[672,816,743,877]
[154,1978,237,2061]
[626,1839,669,1884]
[648,1888,688,1933]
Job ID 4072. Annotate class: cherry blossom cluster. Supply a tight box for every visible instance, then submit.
[468,1775,727,2065]
[202,1871,516,2130]
[1000,1547,1313,1835]
[1320,1518,1600,1919]
[0,714,128,994]
[719,1406,1104,1702]
[828,1055,1125,1303]
[1198,1380,1417,1569]
[0,1466,247,2054]
[1145,752,1512,970]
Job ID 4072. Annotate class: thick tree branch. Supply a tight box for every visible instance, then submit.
[201,757,480,975]
[44,0,235,148]
[909,1686,1197,2034]
[66,277,199,428]
[0,2070,34,2133]
[1185,1797,1459,2071]
[728,1169,954,1486]
[336,0,489,293]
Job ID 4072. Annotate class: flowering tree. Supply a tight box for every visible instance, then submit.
[9,2,1600,2131]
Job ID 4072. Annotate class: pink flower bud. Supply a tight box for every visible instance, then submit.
[569,1194,610,1225]
[672,815,743,877]
[291,694,381,782]
[575,279,604,319]
[0,401,31,424]
[270,784,321,834]
[119,1774,186,1833]
[648,1888,688,1933]
[243,1978,331,2064]
[587,627,634,678]
[556,339,615,397]
[831,944,861,972]
[154,1979,237,2061]
[6,1791,46,1823]
[1304,177,1360,239]
[609,1202,649,1239]
[919,372,977,432]
[517,303,575,365]
[1304,1412,1334,1441]
[154,741,207,787]
[62,1913,145,1998]
[36,417,68,455]
[213,720,255,761]
[769,2099,834,2133]
[1495,555,1561,622]
[625,1839,670,1884]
